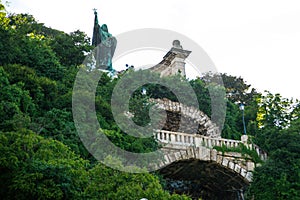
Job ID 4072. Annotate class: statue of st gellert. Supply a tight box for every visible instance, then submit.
[92,10,117,72]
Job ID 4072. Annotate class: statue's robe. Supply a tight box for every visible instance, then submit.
[92,11,117,72]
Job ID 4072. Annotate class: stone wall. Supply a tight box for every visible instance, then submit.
[150,98,221,138]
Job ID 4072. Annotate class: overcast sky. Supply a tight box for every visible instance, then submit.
[7,0,300,99]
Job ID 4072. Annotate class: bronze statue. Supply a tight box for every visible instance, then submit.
[92,9,117,72]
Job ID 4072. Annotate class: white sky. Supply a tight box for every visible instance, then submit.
[7,0,300,99]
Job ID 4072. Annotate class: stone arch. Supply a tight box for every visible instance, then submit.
[157,146,252,199]
[157,146,252,183]
[150,98,221,138]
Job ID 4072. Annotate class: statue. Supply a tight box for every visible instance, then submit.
[92,9,117,72]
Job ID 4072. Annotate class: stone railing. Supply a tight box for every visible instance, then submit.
[155,130,267,161]
[252,143,268,161]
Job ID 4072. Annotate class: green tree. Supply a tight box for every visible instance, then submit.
[31,108,90,159]
[202,72,258,104]
[0,129,89,199]
[247,130,300,199]
[189,78,211,117]
[3,64,58,111]
[256,91,294,129]
[0,67,35,131]
[8,13,44,35]
[247,95,300,199]
[0,13,65,80]
[85,156,191,200]
[49,30,92,67]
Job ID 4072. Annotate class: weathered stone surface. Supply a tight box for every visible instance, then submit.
[210,149,217,161]
[159,159,250,200]
[228,161,235,170]
[164,154,170,164]
[152,121,266,200]
[240,168,247,178]
[149,40,191,77]
[150,98,221,138]
[222,158,229,167]
[247,161,255,171]
[234,164,241,174]
[160,145,255,185]
[246,172,253,182]
[216,154,223,165]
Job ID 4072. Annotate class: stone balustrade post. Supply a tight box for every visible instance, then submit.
[241,135,248,143]
[194,136,200,147]
[241,135,252,150]
[170,133,175,143]
[207,138,212,148]
[165,132,169,141]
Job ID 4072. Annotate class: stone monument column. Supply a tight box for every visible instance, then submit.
[149,40,191,77]
[169,40,191,76]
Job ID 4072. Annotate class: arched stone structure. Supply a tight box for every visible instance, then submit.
[126,96,267,199]
[159,159,249,200]
[150,98,221,138]
[157,146,253,181]
[153,129,267,199]
[155,131,255,182]
[157,138,252,199]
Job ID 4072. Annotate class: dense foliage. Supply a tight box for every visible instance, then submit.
[0,2,299,199]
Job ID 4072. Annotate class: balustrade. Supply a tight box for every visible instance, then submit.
[154,130,267,160]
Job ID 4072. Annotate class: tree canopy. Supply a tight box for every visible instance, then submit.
[0,2,299,199]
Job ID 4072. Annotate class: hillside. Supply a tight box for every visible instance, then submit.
[0,2,299,199]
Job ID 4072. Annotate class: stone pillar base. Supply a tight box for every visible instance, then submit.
[241,135,248,143]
